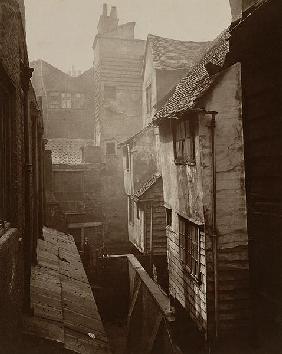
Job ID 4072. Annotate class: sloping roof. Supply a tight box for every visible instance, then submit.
[133,173,161,200]
[154,30,230,121]
[147,34,210,71]
[31,60,94,94]
[46,139,94,165]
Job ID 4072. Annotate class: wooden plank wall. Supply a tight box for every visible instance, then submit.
[242,43,282,311]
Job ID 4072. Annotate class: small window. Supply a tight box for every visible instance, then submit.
[146,84,152,114]
[106,142,116,155]
[136,203,140,220]
[173,118,195,163]
[179,216,200,278]
[73,93,85,109]
[61,93,72,109]
[48,92,60,109]
[126,146,130,171]
[166,208,172,227]
[128,197,134,224]
[104,85,116,100]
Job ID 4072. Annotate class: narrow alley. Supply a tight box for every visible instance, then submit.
[0,0,282,353]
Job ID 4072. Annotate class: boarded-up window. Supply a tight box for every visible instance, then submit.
[48,92,61,109]
[179,216,200,277]
[146,84,152,114]
[104,85,116,100]
[61,93,72,109]
[0,86,13,227]
[173,119,195,163]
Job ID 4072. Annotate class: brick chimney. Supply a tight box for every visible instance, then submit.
[229,0,242,22]
[97,3,119,34]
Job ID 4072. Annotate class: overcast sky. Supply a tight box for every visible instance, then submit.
[25,0,231,73]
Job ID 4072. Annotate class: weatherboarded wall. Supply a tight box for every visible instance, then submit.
[94,33,145,245]
[159,63,249,338]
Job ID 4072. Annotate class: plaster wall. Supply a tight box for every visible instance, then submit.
[159,63,249,336]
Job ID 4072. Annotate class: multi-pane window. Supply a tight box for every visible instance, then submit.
[106,141,116,155]
[146,84,152,114]
[179,216,200,277]
[73,93,85,109]
[48,92,60,109]
[173,119,195,163]
[166,208,172,227]
[0,87,13,229]
[61,93,72,109]
[104,85,116,100]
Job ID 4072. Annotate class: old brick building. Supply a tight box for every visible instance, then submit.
[93,4,145,250]
[0,0,45,347]
[31,61,104,253]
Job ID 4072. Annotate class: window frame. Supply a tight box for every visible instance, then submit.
[166,208,172,227]
[173,117,196,165]
[146,84,152,115]
[48,91,61,109]
[61,92,72,109]
[178,216,201,281]
[105,141,117,156]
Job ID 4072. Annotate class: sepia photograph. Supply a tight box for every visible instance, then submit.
[0,0,281,353]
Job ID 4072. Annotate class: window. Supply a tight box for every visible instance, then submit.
[73,93,85,109]
[61,93,72,109]
[48,92,60,109]
[0,85,13,229]
[166,208,172,227]
[136,203,140,220]
[106,142,116,155]
[146,84,152,114]
[173,118,196,163]
[104,85,116,100]
[125,145,130,171]
[128,197,133,224]
[179,216,200,278]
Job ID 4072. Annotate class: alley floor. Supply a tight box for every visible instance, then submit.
[22,227,111,354]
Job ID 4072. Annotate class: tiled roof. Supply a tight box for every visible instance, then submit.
[46,139,94,165]
[133,173,161,200]
[154,30,230,121]
[147,34,209,71]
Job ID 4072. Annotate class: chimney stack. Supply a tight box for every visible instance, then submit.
[103,3,108,16]
[229,0,242,22]
[110,6,117,19]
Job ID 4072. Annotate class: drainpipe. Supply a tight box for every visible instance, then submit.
[210,112,218,344]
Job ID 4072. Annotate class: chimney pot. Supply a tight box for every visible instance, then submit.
[110,6,117,19]
[103,3,107,16]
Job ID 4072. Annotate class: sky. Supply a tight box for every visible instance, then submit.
[25,0,231,74]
